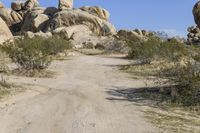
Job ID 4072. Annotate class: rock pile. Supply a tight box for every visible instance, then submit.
[117,29,154,41]
[0,0,116,48]
[187,1,200,44]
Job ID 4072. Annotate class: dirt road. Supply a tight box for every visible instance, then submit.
[0,55,157,133]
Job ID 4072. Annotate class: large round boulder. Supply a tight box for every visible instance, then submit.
[48,9,116,36]
[0,18,13,44]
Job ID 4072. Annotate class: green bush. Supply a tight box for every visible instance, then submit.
[1,36,71,70]
[126,37,189,64]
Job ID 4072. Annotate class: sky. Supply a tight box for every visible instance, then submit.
[1,0,198,37]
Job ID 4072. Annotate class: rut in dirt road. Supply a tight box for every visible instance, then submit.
[0,55,157,133]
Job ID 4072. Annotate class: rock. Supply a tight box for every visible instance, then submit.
[58,0,73,10]
[21,7,46,32]
[0,18,13,44]
[0,2,4,8]
[48,9,116,36]
[23,0,39,10]
[80,6,110,20]
[52,25,92,40]
[25,31,52,38]
[44,7,59,17]
[118,30,144,41]
[193,1,200,28]
[11,2,22,11]
[32,14,49,32]
[0,8,23,27]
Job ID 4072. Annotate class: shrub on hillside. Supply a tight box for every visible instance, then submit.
[1,36,71,71]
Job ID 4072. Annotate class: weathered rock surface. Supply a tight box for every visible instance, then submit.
[117,29,153,41]
[21,7,46,32]
[59,0,73,10]
[11,2,23,11]
[80,6,110,20]
[193,1,200,29]
[188,1,200,44]
[25,31,52,38]
[23,0,39,10]
[0,2,4,8]
[0,18,13,44]
[0,0,117,48]
[0,8,23,27]
[48,9,116,36]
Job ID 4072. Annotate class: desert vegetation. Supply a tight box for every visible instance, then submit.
[0,36,71,77]
[117,32,200,108]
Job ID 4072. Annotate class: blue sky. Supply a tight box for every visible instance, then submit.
[1,0,198,37]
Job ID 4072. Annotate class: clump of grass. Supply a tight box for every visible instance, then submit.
[0,76,12,99]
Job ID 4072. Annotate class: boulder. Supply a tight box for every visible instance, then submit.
[25,31,52,38]
[0,8,23,27]
[52,25,92,40]
[11,2,22,11]
[80,6,110,20]
[48,9,116,36]
[44,7,59,17]
[0,2,4,8]
[58,0,73,10]
[0,18,13,44]
[21,7,46,32]
[193,1,200,28]
[32,14,49,32]
[23,0,39,10]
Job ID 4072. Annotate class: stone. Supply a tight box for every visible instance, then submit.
[0,18,13,44]
[48,9,116,36]
[23,0,39,10]
[44,7,59,17]
[80,6,110,20]
[52,25,92,40]
[0,8,23,27]
[25,31,52,38]
[193,1,200,28]
[32,14,49,32]
[21,7,45,32]
[0,2,4,8]
[11,2,22,11]
[58,0,73,10]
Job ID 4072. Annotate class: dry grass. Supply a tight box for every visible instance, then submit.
[144,107,200,133]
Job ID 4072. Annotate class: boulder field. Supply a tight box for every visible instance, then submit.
[0,0,116,48]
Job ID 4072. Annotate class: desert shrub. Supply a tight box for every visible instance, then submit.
[1,36,71,71]
[42,36,72,55]
[124,36,189,64]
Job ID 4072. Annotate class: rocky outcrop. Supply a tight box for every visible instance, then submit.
[0,0,117,48]
[59,0,73,10]
[187,1,200,44]
[48,9,116,36]
[21,7,46,32]
[80,6,110,20]
[0,8,23,27]
[187,26,200,44]
[0,18,13,44]
[117,29,153,41]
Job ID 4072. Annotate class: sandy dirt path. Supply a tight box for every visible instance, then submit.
[0,55,157,133]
